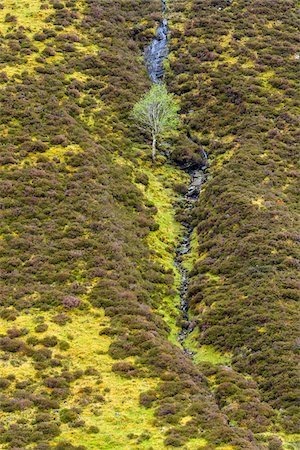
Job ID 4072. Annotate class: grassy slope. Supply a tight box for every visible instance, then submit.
[0,309,166,449]
[0,1,241,449]
[0,1,175,448]
[0,0,298,449]
[167,0,300,447]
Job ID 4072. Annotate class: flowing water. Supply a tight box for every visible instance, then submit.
[144,1,168,83]
[174,167,207,355]
[144,0,208,352]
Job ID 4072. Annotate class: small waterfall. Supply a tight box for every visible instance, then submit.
[144,2,168,83]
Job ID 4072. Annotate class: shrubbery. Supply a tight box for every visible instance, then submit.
[168,0,300,435]
[0,0,297,447]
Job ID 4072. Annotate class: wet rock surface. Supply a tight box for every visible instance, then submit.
[144,0,208,355]
[175,166,207,355]
[144,20,168,83]
[144,2,168,83]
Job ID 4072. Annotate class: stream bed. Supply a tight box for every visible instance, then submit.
[144,0,208,353]
[174,168,206,355]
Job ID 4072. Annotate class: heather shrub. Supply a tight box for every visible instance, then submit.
[59,408,79,423]
[35,324,49,333]
[62,296,81,309]
[52,314,71,326]
[40,336,58,347]
[0,0,297,445]
[7,327,29,338]
[0,378,10,389]
[134,172,149,186]
[112,362,140,378]
[87,425,99,434]
[59,340,70,351]
[139,391,157,408]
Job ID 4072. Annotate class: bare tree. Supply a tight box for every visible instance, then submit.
[132,84,179,161]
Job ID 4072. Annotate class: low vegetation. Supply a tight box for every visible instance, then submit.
[0,0,298,448]
[167,0,300,442]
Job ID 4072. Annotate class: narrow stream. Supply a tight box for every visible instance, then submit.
[174,167,207,356]
[144,0,208,353]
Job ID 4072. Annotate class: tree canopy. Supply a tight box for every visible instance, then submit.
[132,84,180,161]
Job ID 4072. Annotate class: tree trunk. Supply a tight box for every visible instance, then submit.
[152,134,156,162]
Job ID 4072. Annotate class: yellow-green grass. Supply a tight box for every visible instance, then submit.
[0,0,91,79]
[257,433,300,450]
[2,143,84,172]
[114,153,191,344]
[0,308,172,449]
[0,0,50,33]
[112,155,188,275]
[182,228,198,272]
[219,32,233,48]
[0,0,52,76]
[216,446,235,450]
[139,160,190,343]
[252,196,266,208]
[0,307,112,380]
[0,0,49,77]
[141,162,188,272]
[157,291,181,347]
[205,272,221,282]
[257,69,284,96]
[10,309,212,449]
[213,143,240,171]
[184,328,231,366]
[25,144,82,164]
[57,374,165,450]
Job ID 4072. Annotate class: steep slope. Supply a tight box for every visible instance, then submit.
[167,0,300,442]
[0,0,299,449]
[0,1,253,449]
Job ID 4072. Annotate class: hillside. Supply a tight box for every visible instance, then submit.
[0,1,299,449]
